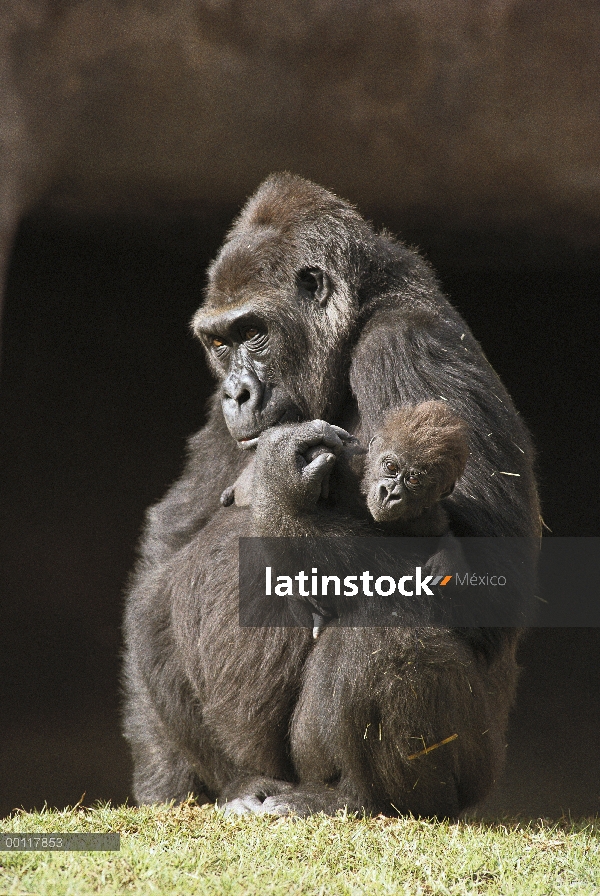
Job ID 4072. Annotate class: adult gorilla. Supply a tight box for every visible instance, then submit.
[123,173,540,817]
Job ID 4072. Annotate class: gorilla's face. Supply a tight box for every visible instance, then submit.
[193,302,302,448]
[364,441,434,523]
[193,224,356,448]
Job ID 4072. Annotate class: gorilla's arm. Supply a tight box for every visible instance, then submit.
[124,502,315,805]
[250,420,365,537]
[350,304,540,540]
[350,303,540,658]
[138,393,249,567]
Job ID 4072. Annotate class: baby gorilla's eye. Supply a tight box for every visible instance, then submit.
[406,471,421,486]
[242,327,260,341]
[385,461,399,475]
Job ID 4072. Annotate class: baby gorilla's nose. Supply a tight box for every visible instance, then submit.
[378,481,402,505]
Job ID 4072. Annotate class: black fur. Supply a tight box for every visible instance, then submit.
[123,173,540,817]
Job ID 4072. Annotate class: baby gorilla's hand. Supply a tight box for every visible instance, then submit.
[424,533,470,591]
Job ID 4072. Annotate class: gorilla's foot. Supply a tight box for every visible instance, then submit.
[221,782,367,817]
[219,777,295,816]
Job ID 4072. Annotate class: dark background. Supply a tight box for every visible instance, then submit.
[1,206,598,819]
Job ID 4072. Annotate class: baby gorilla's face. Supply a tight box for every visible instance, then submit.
[365,447,434,523]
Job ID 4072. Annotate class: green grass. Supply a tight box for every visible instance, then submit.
[1,802,598,895]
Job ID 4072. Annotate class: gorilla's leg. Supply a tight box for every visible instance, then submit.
[257,628,517,817]
[123,677,208,805]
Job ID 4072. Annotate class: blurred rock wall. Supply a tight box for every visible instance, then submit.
[2,0,599,250]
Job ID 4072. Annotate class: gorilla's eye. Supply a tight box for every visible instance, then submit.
[385,461,399,476]
[211,336,225,348]
[406,471,421,486]
[242,327,260,341]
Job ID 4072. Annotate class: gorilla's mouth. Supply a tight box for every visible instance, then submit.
[368,490,405,523]
[238,436,260,449]
[236,407,303,449]
[378,500,403,520]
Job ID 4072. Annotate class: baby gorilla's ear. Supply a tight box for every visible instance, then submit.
[440,481,456,499]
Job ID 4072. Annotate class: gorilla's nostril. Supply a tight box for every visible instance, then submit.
[224,385,252,404]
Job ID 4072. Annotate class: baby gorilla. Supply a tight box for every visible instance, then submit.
[363,400,469,535]
[308,401,471,636]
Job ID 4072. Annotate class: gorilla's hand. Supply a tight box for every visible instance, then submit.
[253,420,350,514]
[424,533,470,591]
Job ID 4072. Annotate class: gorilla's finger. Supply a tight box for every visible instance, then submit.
[328,427,363,449]
[302,452,336,482]
[304,443,333,463]
[324,423,354,441]
[295,420,347,453]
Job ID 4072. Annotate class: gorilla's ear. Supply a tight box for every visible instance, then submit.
[297,267,332,307]
[441,482,456,498]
